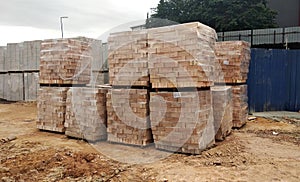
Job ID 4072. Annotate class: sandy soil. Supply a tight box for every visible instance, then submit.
[0,102,299,181]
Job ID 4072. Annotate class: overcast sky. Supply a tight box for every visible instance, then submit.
[0,0,160,46]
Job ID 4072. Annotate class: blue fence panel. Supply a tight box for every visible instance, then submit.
[248,49,300,112]
[288,51,300,110]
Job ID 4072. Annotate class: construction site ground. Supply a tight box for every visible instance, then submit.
[0,102,299,181]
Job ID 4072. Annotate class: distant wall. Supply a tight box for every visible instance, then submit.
[0,38,109,102]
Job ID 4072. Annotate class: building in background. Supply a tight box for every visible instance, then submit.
[268,0,300,27]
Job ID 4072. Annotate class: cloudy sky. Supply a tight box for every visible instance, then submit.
[0,0,160,46]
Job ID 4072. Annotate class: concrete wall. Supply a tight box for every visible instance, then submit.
[0,74,4,99]
[4,73,24,101]
[0,47,6,72]
[24,72,39,101]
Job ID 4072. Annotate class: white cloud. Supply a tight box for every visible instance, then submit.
[0,0,160,46]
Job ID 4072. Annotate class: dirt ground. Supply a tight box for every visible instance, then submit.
[0,102,299,182]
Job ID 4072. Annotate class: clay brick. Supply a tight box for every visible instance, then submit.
[65,87,109,142]
[37,87,69,133]
[150,90,215,154]
[212,86,233,141]
[106,89,153,146]
[215,41,251,84]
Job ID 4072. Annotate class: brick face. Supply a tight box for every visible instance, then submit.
[39,38,92,85]
[106,89,153,146]
[150,90,215,154]
[65,87,108,142]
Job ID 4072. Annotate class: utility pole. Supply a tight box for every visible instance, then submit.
[60,16,68,38]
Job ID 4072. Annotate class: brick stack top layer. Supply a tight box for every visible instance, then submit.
[148,22,217,88]
[108,22,218,88]
[108,31,149,87]
[215,41,251,84]
[40,38,92,85]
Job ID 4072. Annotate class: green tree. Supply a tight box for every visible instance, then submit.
[147,0,278,31]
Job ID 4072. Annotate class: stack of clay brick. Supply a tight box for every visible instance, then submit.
[150,89,215,154]
[75,37,109,86]
[149,23,217,154]
[37,38,101,134]
[215,41,250,128]
[148,22,216,88]
[39,38,92,85]
[215,41,250,83]
[106,89,152,146]
[37,87,69,132]
[107,30,153,147]
[232,85,248,128]
[108,30,149,87]
[65,87,109,141]
[107,22,219,153]
[211,86,233,141]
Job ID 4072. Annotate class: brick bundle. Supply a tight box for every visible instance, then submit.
[108,31,149,87]
[39,38,92,85]
[212,86,233,141]
[65,87,108,142]
[232,85,248,128]
[106,89,153,146]
[150,90,215,154]
[74,37,104,71]
[37,87,69,133]
[148,22,217,88]
[215,41,250,83]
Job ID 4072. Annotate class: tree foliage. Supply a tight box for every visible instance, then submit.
[147,0,278,31]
